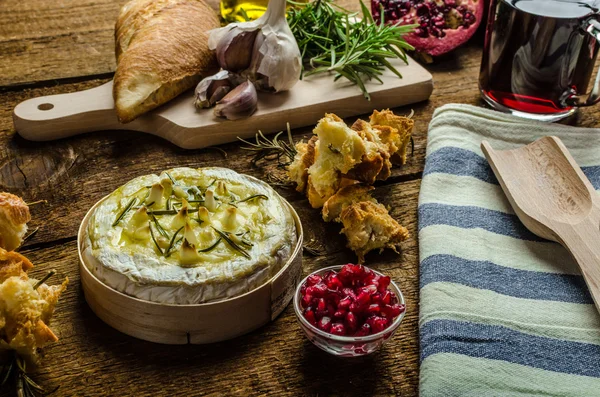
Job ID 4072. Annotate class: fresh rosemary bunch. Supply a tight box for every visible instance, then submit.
[287,0,416,100]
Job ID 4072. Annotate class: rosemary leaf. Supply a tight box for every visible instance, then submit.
[287,0,416,99]
[164,226,184,257]
[1,358,13,387]
[212,228,251,259]
[198,238,222,253]
[150,213,168,238]
[33,270,56,290]
[148,222,164,256]
[237,194,269,204]
[112,197,137,227]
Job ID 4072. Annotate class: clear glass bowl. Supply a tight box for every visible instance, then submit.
[293,265,406,357]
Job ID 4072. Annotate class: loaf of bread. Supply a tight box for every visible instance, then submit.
[113,0,220,123]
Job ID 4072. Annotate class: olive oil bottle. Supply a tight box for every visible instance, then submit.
[220,0,269,22]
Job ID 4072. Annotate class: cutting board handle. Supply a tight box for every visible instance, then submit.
[12,81,125,141]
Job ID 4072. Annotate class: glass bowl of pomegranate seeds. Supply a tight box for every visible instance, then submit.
[294,264,406,357]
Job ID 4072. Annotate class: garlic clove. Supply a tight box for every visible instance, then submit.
[130,207,149,227]
[173,185,187,199]
[184,222,200,246]
[171,200,189,230]
[216,27,259,72]
[179,240,201,266]
[223,207,239,232]
[194,70,233,109]
[214,81,257,120]
[147,183,164,208]
[197,206,211,223]
[160,176,173,198]
[216,180,229,196]
[133,224,151,241]
[205,189,218,212]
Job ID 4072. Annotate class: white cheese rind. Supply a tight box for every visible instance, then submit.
[83,167,297,304]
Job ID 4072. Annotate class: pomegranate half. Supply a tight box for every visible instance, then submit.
[372,0,485,57]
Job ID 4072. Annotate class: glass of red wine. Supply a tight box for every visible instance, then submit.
[479,0,600,121]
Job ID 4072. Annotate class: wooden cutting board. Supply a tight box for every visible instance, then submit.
[12,57,433,149]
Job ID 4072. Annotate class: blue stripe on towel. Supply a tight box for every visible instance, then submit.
[424,147,600,189]
[421,254,592,304]
[421,319,600,377]
[418,203,544,242]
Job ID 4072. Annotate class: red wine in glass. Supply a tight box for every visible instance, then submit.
[479,0,600,121]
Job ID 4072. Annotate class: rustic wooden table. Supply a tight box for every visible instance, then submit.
[2,1,600,396]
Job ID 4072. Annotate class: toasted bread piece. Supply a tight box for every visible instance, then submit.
[0,253,68,363]
[369,109,414,164]
[349,119,392,182]
[288,136,317,193]
[339,201,409,263]
[306,114,367,207]
[113,0,219,123]
[322,184,375,222]
[0,193,31,252]
[0,248,33,282]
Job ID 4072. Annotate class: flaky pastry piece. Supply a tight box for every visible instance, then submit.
[0,193,31,251]
[322,184,375,222]
[288,136,317,194]
[349,119,393,182]
[369,109,414,165]
[339,201,409,263]
[0,249,33,282]
[0,248,68,364]
[306,114,389,208]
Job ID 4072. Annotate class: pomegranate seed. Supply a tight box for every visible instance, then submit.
[327,303,337,317]
[304,309,316,325]
[334,309,346,319]
[302,293,313,308]
[342,288,356,300]
[330,323,346,336]
[300,284,306,294]
[306,274,322,286]
[381,290,392,305]
[326,274,343,290]
[316,298,326,312]
[377,276,391,292]
[299,265,403,337]
[318,316,332,332]
[345,311,358,331]
[338,297,352,310]
[355,323,371,336]
[307,283,327,298]
[356,292,371,306]
[367,304,381,315]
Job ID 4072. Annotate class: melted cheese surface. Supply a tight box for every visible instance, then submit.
[83,167,297,304]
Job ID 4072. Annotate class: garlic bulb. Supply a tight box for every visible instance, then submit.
[208,0,301,93]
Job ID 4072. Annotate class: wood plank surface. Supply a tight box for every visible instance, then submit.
[3,0,600,396]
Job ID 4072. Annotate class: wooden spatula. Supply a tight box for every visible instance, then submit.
[481,136,600,313]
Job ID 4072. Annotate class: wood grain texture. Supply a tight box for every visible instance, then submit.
[13,64,432,148]
[0,80,426,248]
[0,180,420,397]
[482,137,600,313]
[3,0,600,395]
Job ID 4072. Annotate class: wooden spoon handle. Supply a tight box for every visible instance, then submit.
[561,217,600,312]
[12,81,125,141]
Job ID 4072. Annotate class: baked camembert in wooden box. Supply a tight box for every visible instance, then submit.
[78,167,303,344]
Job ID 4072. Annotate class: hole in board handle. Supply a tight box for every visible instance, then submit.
[38,103,54,111]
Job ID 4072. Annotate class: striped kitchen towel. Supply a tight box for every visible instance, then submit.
[418,104,600,396]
